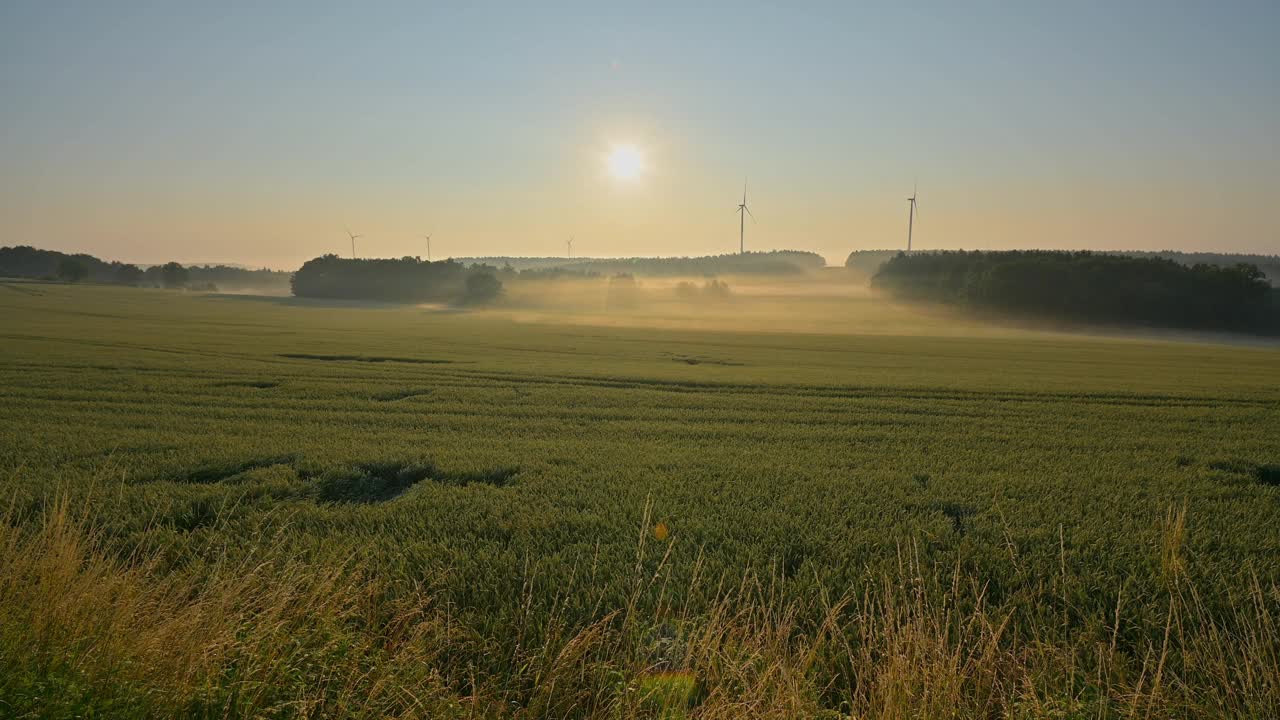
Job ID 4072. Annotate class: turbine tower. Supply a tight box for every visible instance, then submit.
[906,184,919,253]
[567,236,574,259]
[346,227,362,259]
[422,233,432,262]
[736,180,755,254]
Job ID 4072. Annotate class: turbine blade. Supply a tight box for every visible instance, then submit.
[745,206,756,222]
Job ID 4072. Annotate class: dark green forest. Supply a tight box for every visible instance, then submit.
[873,250,1279,334]
[290,255,502,304]
[0,246,291,291]
[850,248,1280,286]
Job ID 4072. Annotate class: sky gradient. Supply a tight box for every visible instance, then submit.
[2,1,1277,268]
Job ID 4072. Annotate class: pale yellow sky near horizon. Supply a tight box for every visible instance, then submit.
[18,173,1272,271]
[2,3,1277,269]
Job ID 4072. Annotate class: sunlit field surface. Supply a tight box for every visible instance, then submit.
[2,279,1278,718]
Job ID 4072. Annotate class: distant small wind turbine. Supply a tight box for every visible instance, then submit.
[736,180,755,254]
[422,233,432,261]
[906,184,919,253]
[346,227,362,259]
[567,236,574,259]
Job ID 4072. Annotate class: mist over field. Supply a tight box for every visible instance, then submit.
[492,273,993,338]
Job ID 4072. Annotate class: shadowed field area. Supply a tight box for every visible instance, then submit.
[2,282,1278,718]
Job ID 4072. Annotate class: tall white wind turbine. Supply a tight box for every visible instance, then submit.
[906,184,919,253]
[346,227,362,259]
[736,180,755,254]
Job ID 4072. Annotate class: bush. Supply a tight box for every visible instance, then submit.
[56,257,88,282]
[112,263,144,285]
[606,273,640,310]
[160,262,190,289]
[460,272,502,305]
[675,280,731,301]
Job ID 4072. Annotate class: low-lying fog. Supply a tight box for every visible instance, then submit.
[489,273,1031,338]
[483,273,1280,348]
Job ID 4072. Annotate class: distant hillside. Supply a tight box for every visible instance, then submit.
[458,250,826,277]
[0,246,291,291]
[847,248,1280,285]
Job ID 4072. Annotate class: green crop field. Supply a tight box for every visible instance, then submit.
[2,279,1278,718]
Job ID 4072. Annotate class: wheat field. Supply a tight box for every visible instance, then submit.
[2,279,1278,718]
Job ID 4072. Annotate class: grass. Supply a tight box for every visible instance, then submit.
[1,281,1279,717]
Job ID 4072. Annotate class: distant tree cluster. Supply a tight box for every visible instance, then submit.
[182,264,291,291]
[849,248,1280,287]
[1,245,292,291]
[605,273,640,310]
[458,250,826,277]
[873,251,1279,334]
[843,250,904,281]
[3,245,141,285]
[154,262,190,289]
[500,266,600,281]
[290,255,503,304]
[675,279,732,301]
[1114,250,1280,287]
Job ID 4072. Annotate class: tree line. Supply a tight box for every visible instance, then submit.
[872,250,1279,334]
[849,248,1279,286]
[458,250,826,276]
[0,246,291,291]
[290,255,502,304]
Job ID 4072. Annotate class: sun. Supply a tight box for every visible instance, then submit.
[606,144,645,181]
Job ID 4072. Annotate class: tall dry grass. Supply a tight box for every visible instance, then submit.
[0,497,469,718]
[1,497,1276,719]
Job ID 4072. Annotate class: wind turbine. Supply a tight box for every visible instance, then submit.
[906,184,919,253]
[736,180,755,254]
[345,227,362,259]
[567,236,574,259]
[422,233,432,262]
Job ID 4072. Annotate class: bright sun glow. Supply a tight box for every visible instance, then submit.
[606,144,645,181]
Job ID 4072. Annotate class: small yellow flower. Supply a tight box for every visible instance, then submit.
[654,522,669,541]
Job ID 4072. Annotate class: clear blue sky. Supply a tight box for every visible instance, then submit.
[2,1,1277,267]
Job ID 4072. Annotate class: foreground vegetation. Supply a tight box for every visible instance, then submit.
[2,280,1278,717]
